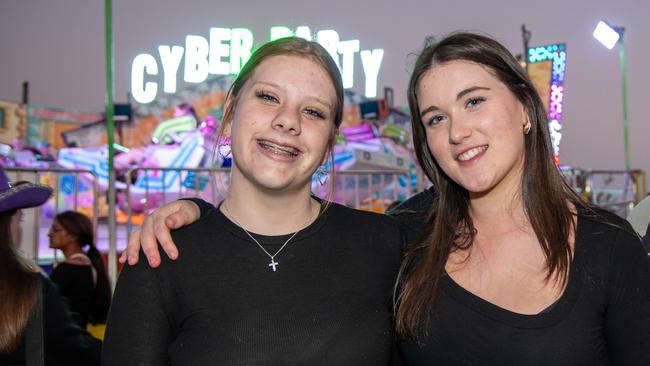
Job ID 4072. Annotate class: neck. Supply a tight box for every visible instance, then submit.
[223,171,319,235]
[62,245,84,259]
[468,176,529,235]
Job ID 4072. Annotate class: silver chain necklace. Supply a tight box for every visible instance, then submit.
[223,203,305,272]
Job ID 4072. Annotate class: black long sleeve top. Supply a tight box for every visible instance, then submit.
[391,193,650,365]
[49,263,94,328]
[103,202,404,365]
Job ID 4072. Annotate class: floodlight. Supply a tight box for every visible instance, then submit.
[593,20,631,170]
[593,21,621,50]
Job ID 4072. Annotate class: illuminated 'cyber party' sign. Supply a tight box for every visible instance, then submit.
[528,43,566,164]
[131,26,384,104]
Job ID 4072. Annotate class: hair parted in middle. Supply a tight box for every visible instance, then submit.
[396,31,588,339]
[215,36,345,201]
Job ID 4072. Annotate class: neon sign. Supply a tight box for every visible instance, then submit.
[528,43,566,164]
[132,26,384,104]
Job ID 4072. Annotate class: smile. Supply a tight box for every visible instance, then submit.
[457,145,488,162]
[257,139,301,157]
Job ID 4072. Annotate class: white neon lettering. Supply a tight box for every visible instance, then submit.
[131,26,386,103]
[269,26,293,41]
[230,28,253,74]
[184,35,210,83]
[158,45,184,93]
[209,28,231,75]
[337,40,359,89]
[360,49,384,98]
[131,53,158,104]
[316,30,340,68]
[295,26,312,41]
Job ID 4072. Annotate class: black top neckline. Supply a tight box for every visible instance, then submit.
[440,212,590,329]
[208,199,331,246]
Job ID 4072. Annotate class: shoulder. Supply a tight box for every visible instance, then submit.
[579,207,639,242]
[326,201,401,229]
[577,207,646,262]
[169,206,222,243]
[389,186,436,216]
[52,262,91,278]
[65,256,92,266]
[386,187,436,246]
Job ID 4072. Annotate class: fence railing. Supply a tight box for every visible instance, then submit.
[561,168,647,217]
[7,165,646,288]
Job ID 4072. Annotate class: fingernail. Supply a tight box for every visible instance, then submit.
[170,251,178,259]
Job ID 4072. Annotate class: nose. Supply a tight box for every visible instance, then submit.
[272,105,301,135]
[448,116,472,145]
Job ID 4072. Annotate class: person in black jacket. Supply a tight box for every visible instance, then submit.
[48,211,111,328]
[103,37,404,365]
[0,169,101,366]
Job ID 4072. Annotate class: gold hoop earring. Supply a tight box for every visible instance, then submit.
[523,119,532,135]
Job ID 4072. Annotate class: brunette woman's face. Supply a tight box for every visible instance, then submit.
[226,55,337,195]
[416,60,527,198]
[48,219,75,250]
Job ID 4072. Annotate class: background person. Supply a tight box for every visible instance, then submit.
[48,210,111,329]
[0,169,101,366]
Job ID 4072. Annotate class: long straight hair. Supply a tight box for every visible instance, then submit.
[55,211,112,324]
[0,210,38,354]
[395,32,587,338]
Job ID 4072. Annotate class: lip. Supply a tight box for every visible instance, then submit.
[455,144,488,164]
[256,138,302,161]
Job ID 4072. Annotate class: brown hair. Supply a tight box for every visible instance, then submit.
[0,209,38,354]
[217,36,344,203]
[396,32,587,338]
[55,211,112,324]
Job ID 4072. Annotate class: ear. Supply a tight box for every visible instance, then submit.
[329,128,339,148]
[322,129,338,165]
[521,104,529,123]
[221,96,235,137]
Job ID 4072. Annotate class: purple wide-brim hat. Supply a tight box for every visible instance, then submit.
[0,168,53,213]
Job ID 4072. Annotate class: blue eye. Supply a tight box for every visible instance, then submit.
[426,115,445,127]
[256,91,279,103]
[465,97,485,108]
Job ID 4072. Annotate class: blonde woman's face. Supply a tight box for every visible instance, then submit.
[227,55,337,194]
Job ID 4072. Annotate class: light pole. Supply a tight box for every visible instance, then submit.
[593,20,630,171]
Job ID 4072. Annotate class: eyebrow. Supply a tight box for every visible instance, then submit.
[419,86,491,118]
[252,81,334,110]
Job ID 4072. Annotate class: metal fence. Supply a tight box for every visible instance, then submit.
[560,168,647,217]
[122,167,412,234]
[8,165,647,288]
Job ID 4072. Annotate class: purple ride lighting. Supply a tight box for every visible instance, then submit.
[528,43,567,164]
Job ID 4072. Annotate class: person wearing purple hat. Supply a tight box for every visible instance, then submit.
[0,168,101,366]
